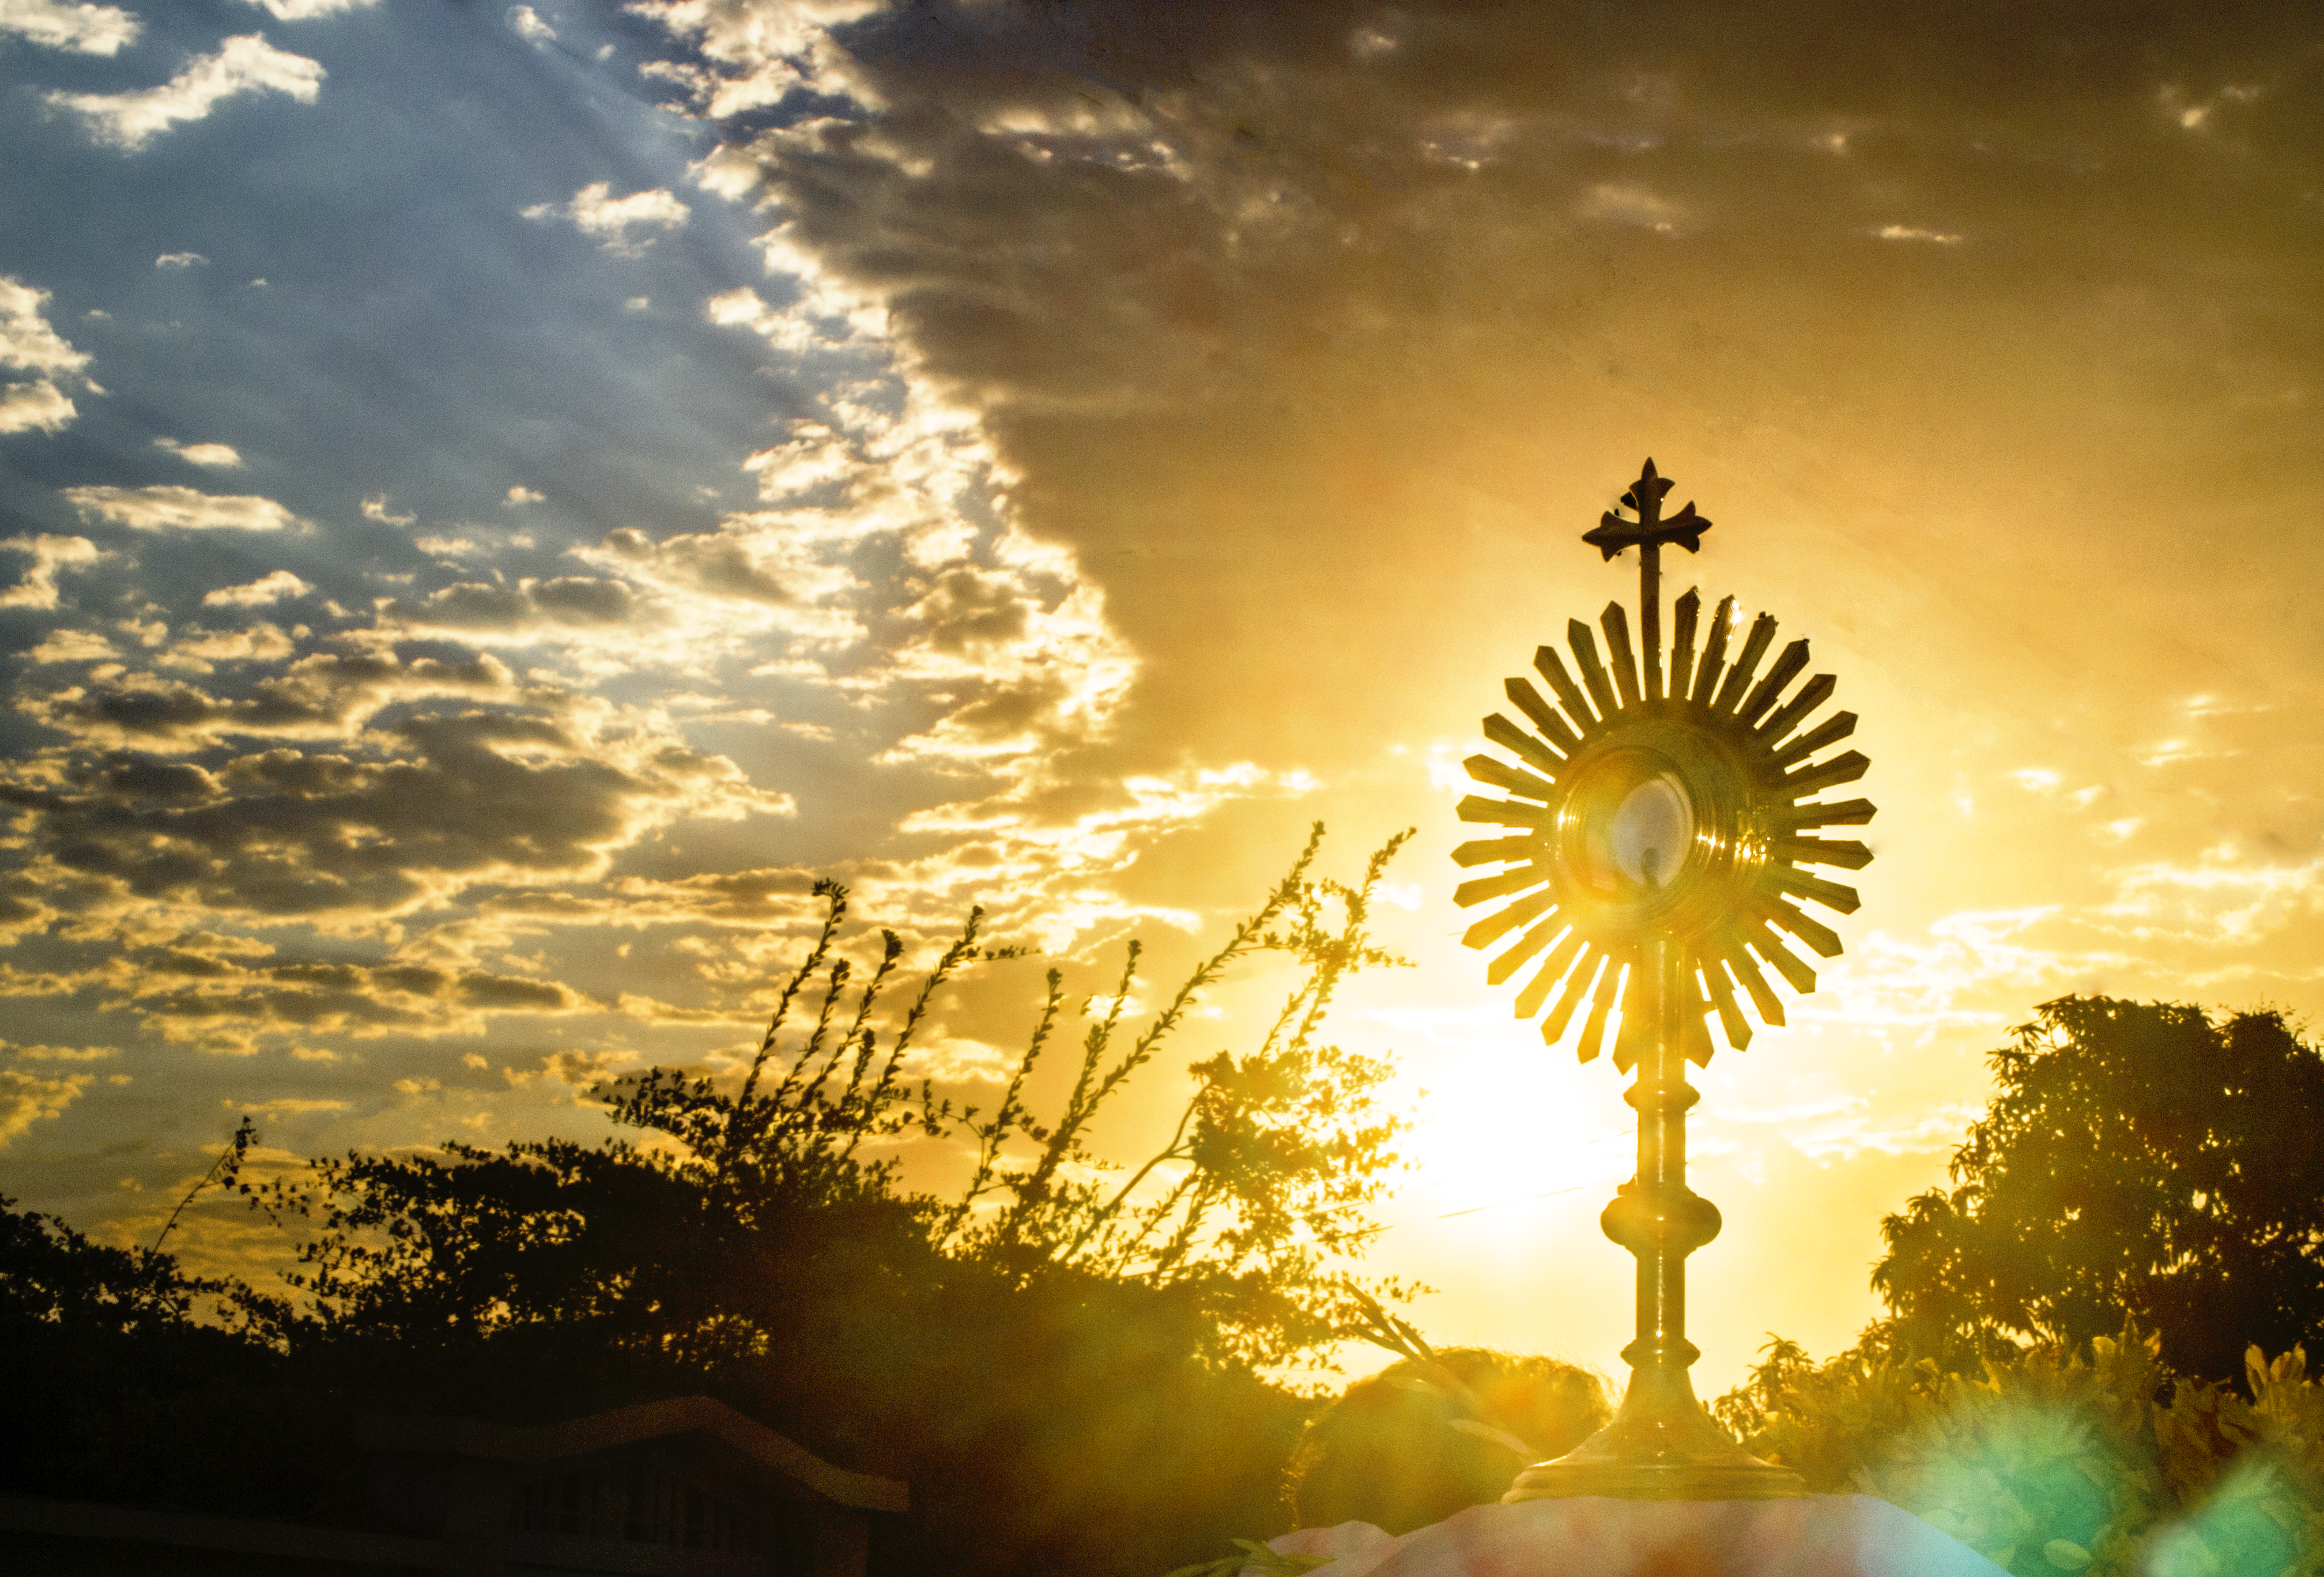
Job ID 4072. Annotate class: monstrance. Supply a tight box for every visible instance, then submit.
[1453,458,1875,1500]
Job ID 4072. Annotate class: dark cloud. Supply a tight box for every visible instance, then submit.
[593,526,802,605]
[682,0,2323,770]
[2,704,774,921]
[938,674,1069,740]
[382,576,641,632]
[92,947,579,1046]
[910,564,1032,651]
[17,648,519,748]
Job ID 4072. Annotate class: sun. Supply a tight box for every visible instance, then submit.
[1452,579,1876,1071]
[1402,1042,1628,1217]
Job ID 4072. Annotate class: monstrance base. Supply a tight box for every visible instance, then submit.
[1504,1360,1806,1503]
[1504,1457,1808,1502]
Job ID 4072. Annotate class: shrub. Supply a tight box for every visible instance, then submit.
[1283,1346,1609,1534]
[1719,1329,2324,1577]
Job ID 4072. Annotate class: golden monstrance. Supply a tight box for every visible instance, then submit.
[1453,459,1876,1500]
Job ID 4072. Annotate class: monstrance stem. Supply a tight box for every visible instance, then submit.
[1640,544,1663,702]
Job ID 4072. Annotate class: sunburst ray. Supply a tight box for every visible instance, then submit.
[1514,930,1586,1015]
[1534,645,1598,732]
[1670,589,1701,695]
[1542,951,1602,1048]
[1700,956,1750,1052]
[1689,595,1737,704]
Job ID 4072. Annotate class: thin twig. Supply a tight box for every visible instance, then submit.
[153,1116,256,1255]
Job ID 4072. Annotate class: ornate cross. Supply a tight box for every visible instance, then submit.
[1579,459,1710,702]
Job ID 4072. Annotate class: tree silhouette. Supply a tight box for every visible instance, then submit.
[207,824,1418,1575]
[1870,996,2324,1383]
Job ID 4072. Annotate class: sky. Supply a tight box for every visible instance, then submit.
[2,0,2322,1401]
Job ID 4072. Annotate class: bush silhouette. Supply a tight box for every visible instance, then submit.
[1284,1348,1609,1534]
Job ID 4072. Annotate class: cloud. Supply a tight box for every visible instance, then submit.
[507,5,554,44]
[0,380,77,434]
[1,276,94,434]
[26,628,119,663]
[65,484,300,532]
[1877,224,1963,245]
[154,437,244,469]
[360,495,416,525]
[0,0,135,54]
[242,0,376,17]
[2,230,1148,1057]
[156,251,209,269]
[1719,1097,1986,1162]
[524,182,690,255]
[585,521,836,608]
[684,297,1140,772]
[2159,82,2265,135]
[1579,182,1687,234]
[71,941,591,1050]
[0,692,794,942]
[0,277,92,378]
[159,622,297,673]
[503,1047,641,1090]
[504,485,544,505]
[645,0,2270,862]
[15,647,520,749]
[0,1067,89,1146]
[2,1039,115,1062]
[632,0,881,119]
[378,577,643,636]
[46,34,326,152]
[905,564,1032,653]
[203,570,312,608]
[0,535,108,610]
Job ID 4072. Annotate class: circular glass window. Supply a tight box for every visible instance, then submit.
[1571,763,1696,895]
[1609,774,1693,889]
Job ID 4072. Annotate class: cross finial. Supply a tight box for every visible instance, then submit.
[1579,459,1711,703]
[1580,458,1711,561]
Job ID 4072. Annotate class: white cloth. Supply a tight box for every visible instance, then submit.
[1262,1496,2009,1577]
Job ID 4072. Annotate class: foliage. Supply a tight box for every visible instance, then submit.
[1700,995,2324,1576]
[194,823,1417,1575]
[1712,1326,2324,1577]
[935,824,1418,1366]
[0,1191,346,1519]
[1,1192,212,1334]
[1159,1297,1607,1574]
[259,824,1415,1373]
[1870,997,2324,1383]
[1152,1300,1608,1570]
[1278,1342,1606,1537]
[1277,1285,1608,1534]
